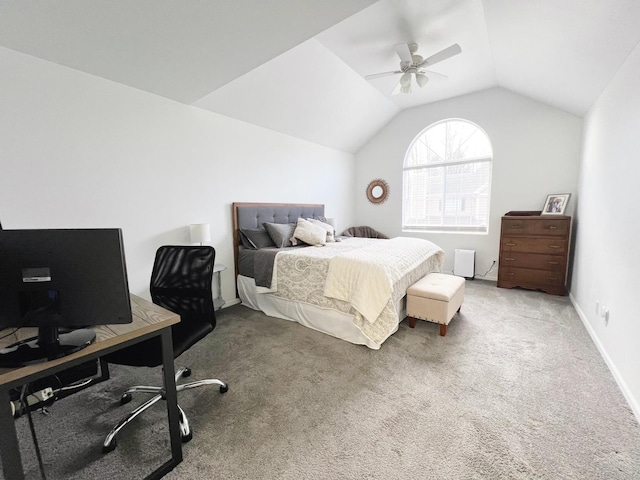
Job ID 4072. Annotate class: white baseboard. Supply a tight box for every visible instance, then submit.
[569,292,640,424]
[220,298,241,308]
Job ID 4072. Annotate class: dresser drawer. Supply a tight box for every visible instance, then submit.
[498,267,565,287]
[501,236,567,255]
[501,217,569,236]
[499,252,565,271]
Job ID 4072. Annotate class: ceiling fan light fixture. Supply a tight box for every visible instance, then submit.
[399,72,412,87]
[374,42,461,96]
[415,73,429,88]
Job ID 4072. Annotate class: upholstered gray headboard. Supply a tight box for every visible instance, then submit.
[231,202,325,294]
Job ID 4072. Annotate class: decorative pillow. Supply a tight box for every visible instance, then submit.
[239,228,275,249]
[263,222,296,248]
[307,218,336,242]
[292,218,327,247]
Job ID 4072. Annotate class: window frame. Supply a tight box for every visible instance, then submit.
[402,119,493,235]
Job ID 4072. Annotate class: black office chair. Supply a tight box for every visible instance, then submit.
[102,245,228,453]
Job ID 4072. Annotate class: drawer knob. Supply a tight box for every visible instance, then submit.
[549,245,561,249]
[547,226,558,230]
[505,272,515,276]
[505,242,517,246]
[504,257,515,261]
[548,261,560,265]
[510,225,523,229]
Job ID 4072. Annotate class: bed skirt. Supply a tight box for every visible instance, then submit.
[237,275,407,349]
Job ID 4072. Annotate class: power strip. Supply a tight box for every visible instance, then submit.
[10,387,54,417]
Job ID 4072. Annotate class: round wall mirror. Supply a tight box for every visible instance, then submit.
[366,179,389,204]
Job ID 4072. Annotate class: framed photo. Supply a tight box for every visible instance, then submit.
[542,193,571,215]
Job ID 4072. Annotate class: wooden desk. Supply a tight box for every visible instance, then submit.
[0,295,183,480]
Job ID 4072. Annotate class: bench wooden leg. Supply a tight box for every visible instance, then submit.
[408,317,416,328]
[440,324,447,336]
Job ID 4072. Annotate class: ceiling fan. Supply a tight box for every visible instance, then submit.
[366,43,462,94]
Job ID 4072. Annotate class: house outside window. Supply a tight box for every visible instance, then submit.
[402,119,493,234]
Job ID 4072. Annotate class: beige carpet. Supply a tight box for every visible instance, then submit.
[8,280,640,479]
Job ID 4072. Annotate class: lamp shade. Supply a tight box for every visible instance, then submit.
[190,223,211,244]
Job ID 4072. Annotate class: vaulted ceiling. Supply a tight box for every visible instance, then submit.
[2,0,640,153]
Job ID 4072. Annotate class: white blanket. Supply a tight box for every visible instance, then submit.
[323,237,443,323]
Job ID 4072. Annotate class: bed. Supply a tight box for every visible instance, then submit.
[232,202,444,349]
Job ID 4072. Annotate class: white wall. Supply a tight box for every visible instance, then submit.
[571,41,640,419]
[0,47,355,303]
[354,88,583,278]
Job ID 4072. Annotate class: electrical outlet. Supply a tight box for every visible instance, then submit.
[595,300,600,315]
[601,306,610,325]
[11,387,55,417]
[35,387,54,402]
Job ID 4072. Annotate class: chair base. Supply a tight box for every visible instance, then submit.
[103,366,227,453]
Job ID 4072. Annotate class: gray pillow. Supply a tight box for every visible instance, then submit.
[263,222,296,248]
[239,228,275,249]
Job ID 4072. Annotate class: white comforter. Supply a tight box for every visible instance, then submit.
[323,237,442,324]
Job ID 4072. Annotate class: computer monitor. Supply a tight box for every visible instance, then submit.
[0,228,132,367]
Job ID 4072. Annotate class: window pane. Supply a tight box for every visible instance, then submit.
[404,119,493,168]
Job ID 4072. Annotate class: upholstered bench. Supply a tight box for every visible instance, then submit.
[407,273,465,336]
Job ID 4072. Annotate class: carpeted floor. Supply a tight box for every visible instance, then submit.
[7,280,640,479]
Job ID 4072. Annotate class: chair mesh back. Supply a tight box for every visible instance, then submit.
[151,246,214,291]
[150,246,216,329]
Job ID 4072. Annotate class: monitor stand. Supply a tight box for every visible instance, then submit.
[0,326,96,368]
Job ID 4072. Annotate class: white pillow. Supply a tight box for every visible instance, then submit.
[306,218,336,242]
[291,218,327,246]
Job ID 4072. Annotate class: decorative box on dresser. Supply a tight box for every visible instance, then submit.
[497,211,571,296]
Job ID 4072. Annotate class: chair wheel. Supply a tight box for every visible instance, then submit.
[182,430,193,443]
[102,439,116,453]
[182,368,192,378]
[220,384,229,394]
[120,392,132,405]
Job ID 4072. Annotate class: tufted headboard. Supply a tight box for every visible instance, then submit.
[231,202,325,293]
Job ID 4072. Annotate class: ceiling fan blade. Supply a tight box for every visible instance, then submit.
[420,43,462,67]
[419,69,449,80]
[365,70,402,80]
[394,43,413,64]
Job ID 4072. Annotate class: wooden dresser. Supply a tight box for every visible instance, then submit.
[497,212,571,296]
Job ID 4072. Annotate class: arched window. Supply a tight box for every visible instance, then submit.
[402,119,493,233]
